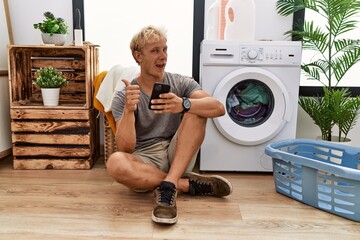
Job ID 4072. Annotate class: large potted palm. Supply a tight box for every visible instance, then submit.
[276,0,360,142]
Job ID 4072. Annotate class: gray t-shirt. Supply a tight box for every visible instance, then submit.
[112,72,201,150]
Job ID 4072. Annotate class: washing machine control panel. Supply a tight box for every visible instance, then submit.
[240,47,285,64]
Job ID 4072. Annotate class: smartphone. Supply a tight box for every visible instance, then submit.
[148,82,170,110]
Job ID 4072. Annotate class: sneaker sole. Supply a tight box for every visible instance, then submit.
[188,172,233,196]
[151,211,178,224]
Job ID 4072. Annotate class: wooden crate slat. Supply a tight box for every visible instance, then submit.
[16,47,86,58]
[10,109,92,120]
[12,134,90,145]
[31,59,86,70]
[13,146,91,157]
[31,71,86,81]
[32,81,86,92]
[31,93,86,104]
[11,121,90,132]
[13,159,92,170]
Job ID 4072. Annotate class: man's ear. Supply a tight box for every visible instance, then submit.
[134,51,142,64]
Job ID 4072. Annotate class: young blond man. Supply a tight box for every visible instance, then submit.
[107,26,232,224]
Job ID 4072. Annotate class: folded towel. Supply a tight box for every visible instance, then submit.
[93,70,117,133]
[96,65,140,112]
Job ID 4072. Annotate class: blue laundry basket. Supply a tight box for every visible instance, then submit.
[265,139,360,222]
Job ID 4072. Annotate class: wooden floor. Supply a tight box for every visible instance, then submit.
[0,156,359,240]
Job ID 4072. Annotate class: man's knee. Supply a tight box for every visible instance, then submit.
[106,151,127,178]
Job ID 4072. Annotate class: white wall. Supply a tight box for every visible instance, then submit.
[1,2,12,153]
[8,0,73,45]
[0,77,11,152]
[84,0,193,75]
[204,0,293,41]
[5,0,360,149]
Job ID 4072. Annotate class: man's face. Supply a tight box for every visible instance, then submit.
[137,36,167,80]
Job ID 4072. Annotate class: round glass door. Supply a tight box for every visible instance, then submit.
[226,79,274,127]
[213,67,291,145]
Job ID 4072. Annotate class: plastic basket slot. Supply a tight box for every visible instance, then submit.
[318,184,332,193]
[329,156,342,164]
[334,198,354,206]
[334,188,355,197]
[334,206,355,215]
[334,180,354,188]
[314,145,330,154]
[314,153,330,161]
[275,175,290,187]
[291,165,302,175]
[318,201,332,210]
[291,182,302,192]
[291,191,303,201]
[318,193,332,202]
[318,170,332,176]
[318,176,332,185]
[274,161,289,171]
[292,176,302,185]
[331,149,344,157]
[277,185,290,195]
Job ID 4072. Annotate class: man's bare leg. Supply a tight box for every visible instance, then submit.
[106,152,166,190]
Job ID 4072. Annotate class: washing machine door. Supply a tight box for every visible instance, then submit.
[213,67,291,145]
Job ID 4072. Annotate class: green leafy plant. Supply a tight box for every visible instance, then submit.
[33,11,68,35]
[34,66,67,88]
[277,0,360,142]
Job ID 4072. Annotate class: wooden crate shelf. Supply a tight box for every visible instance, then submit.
[8,44,98,109]
[10,108,99,170]
[8,44,100,170]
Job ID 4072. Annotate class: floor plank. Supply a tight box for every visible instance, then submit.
[0,156,359,240]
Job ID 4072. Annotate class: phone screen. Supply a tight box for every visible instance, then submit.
[148,82,170,110]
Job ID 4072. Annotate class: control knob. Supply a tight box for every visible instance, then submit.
[247,49,258,59]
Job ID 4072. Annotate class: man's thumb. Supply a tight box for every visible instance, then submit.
[122,79,131,87]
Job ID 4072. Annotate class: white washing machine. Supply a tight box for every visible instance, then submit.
[200,40,302,171]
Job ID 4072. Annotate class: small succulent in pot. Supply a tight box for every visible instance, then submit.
[33,11,68,36]
[34,66,67,88]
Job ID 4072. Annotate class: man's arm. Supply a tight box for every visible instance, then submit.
[115,79,140,153]
[115,110,136,153]
[187,89,225,118]
[151,89,225,118]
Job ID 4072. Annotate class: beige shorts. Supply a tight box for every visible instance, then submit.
[133,131,197,174]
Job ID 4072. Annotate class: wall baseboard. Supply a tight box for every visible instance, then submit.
[0,148,12,159]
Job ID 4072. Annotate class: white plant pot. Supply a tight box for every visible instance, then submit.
[41,33,67,46]
[316,136,352,146]
[41,88,60,106]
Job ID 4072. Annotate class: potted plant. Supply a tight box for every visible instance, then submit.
[33,11,69,46]
[34,66,67,106]
[276,0,360,142]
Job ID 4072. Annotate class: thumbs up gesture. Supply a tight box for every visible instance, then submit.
[122,79,140,112]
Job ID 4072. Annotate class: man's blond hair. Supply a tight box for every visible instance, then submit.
[130,25,167,64]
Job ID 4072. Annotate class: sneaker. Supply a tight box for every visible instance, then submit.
[151,181,178,224]
[188,172,233,197]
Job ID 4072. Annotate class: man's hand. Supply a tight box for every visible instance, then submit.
[150,92,184,114]
[122,79,140,112]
